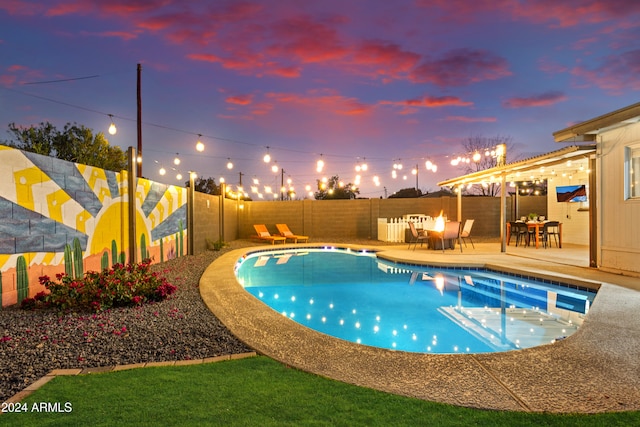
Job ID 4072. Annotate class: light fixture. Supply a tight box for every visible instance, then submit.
[271,164,278,173]
[195,134,205,152]
[173,154,180,166]
[176,173,183,180]
[263,146,271,163]
[108,114,117,135]
[226,158,233,170]
[159,167,166,176]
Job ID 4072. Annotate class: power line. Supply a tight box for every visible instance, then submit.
[21,75,101,85]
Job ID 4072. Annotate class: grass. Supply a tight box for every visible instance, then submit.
[1,356,639,426]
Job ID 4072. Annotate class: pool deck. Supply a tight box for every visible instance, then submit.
[199,242,640,413]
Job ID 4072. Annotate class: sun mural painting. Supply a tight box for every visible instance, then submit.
[0,146,187,307]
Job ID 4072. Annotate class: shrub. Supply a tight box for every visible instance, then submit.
[23,259,176,312]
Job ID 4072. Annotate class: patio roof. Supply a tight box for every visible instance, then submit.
[437,144,596,188]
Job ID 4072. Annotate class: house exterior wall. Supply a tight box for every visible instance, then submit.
[597,122,640,274]
[546,179,590,246]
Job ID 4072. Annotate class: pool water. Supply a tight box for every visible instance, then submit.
[234,247,597,354]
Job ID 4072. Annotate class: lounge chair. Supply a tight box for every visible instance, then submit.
[252,225,286,245]
[276,224,309,243]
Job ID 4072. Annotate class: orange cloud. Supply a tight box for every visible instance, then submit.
[503,91,567,108]
[410,49,511,86]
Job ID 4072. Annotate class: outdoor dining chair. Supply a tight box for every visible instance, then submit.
[408,221,429,250]
[460,219,475,249]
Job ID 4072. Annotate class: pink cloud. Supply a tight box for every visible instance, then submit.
[538,57,569,74]
[444,116,497,122]
[267,90,373,116]
[267,15,348,63]
[410,49,512,86]
[226,94,253,106]
[79,30,139,41]
[265,65,302,78]
[351,40,420,78]
[416,0,639,28]
[406,96,473,108]
[380,95,473,115]
[571,49,640,93]
[502,91,567,108]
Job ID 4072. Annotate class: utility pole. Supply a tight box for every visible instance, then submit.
[238,172,244,186]
[136,63,142,177]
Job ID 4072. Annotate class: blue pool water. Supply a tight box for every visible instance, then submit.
[234,247,597,354]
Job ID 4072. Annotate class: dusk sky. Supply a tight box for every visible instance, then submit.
[2,0,639,198]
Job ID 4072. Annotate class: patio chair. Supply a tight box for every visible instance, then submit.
[408,221,429,250]
[509,221,529,247]
[430,221,462,253]
[460,219,475,249]
[276,224,309,243]
[541,221,560,248]
[252,224,286,245]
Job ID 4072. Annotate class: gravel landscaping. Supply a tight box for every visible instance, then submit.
[0,241,257,403]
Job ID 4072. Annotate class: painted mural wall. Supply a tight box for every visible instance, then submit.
[0,145,188,308]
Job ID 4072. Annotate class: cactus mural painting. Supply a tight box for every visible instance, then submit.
[73,237,84,279]
[16,256,28,304]
[101,252,109,271]
[0,146,188,307]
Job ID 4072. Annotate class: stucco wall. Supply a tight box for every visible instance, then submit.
[597,122,640,274]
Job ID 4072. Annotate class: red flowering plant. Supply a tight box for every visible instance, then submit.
[23,259,176,312]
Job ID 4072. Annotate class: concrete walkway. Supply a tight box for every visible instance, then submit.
[199,242,640,413]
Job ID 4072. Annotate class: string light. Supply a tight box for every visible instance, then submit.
[108,114,117,135]
[173,154,180,166]
[263,146,271,163]
[195,134,205,152]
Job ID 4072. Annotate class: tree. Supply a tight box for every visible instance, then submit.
[389,187,422,198]
[3,122,127,171]
[186,176,220,195]
[457,135,513,196]
[314,175,359,200]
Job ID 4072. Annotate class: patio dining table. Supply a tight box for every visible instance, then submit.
[507,221,563,249]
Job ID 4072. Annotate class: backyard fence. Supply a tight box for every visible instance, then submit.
[377,216,437,242]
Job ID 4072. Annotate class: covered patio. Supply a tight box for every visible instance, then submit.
[437,145,596,268]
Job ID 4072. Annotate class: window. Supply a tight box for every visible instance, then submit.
[626,145,640,199]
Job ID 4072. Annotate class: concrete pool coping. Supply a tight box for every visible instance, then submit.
[199,242,640,413]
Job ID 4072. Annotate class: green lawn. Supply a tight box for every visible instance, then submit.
[1,356,638,426]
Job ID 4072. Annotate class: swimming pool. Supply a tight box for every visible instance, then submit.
[234,247,597,354]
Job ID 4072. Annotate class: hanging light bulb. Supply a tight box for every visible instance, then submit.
[195,134,204,152]
[316,156,324,173]
[176,173,183,180]
[227,158,234,170]
[263,146,271,163]
[159,167,166,176]
[173,154,180,166]
[271,164,278,173]
[108,114,117,135]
